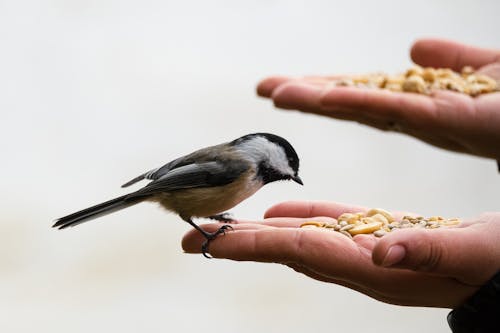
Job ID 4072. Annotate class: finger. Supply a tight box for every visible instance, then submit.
[269,83,398,127]
[264,201,366,219]
[271,82,480,155]
[182,226,373,278]
[181,222,269,253]
[372,226,500,285]
[256,76,293,97]
[257,75,348,99]
[271,81,324,110]
[411,38,500,71]
[319,86,437,130]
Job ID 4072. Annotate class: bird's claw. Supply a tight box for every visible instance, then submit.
[200,224,234,259]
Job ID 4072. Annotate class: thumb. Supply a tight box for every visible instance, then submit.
[410,38,500,71]
[372,226,499,286]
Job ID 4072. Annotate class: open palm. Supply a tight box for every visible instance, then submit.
[182,201,500,308]
[257,39,500,159]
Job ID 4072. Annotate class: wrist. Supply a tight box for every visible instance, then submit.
[447,270,500,333]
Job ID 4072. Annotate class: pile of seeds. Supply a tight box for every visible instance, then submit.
[332,66,499,96]
[300,208,461,239]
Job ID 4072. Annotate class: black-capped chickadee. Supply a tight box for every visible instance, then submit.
[53,133,303,257]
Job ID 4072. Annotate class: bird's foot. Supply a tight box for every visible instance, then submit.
[207,213,235,223]
[201,224,234,259]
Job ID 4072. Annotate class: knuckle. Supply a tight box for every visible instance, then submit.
[408,233,445,272]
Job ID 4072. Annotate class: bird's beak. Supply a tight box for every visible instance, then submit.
[292,175,303,185]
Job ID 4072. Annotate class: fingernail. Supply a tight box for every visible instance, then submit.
[381,245,406,267]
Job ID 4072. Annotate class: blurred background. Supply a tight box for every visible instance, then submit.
[1,0,499,332]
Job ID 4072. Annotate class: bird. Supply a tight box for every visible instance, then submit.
[53,133,303,257]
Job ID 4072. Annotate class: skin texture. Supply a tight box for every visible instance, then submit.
[182,38,500,309]
[256,38,500,159]
[182,201,500,308]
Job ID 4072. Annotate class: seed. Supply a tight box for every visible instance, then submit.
[340,231,353,239]
[388,222,400,229]
[340,224,355,232]
[426,221,439,229]
[417,221,427,227]
[300,208,461,238]
[331,66,497,96]
[336,78,354,86]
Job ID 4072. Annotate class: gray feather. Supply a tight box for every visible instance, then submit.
[121,143,230,188]
[53,194,142,229]
[121,168,159,188]
[128,160,248,198]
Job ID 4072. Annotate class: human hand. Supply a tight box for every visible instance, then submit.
[182,201,500,308]
[257,38,500,160]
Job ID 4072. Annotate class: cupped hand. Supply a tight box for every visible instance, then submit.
[182,201,500,308]
[257,38,500,160]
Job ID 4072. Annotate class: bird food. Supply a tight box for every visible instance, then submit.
[332,66,499,96]
[300,208,461,238]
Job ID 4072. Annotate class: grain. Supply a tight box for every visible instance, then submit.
[329,66,499,96]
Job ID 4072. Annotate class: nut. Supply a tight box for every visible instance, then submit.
[338,213,361,225]
[330,66,498,96]
[422,67,437,82]
[348,222,383,235]
[405,66,424,77]
[366,208,395,223]
[300,208,462,238]
[402,75,427,94]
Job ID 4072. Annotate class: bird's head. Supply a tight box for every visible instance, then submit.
[232,133,302,185]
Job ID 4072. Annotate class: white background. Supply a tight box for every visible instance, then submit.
[1,0,499,332]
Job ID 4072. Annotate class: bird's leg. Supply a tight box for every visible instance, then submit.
[182,217,233,258]
[207,212,235,223]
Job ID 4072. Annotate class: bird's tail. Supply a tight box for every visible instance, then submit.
[52,194,142,229]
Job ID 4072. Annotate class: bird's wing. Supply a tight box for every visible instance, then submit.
[127,160,249,198]
[121,168,159,188]
[121,144,227,188]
